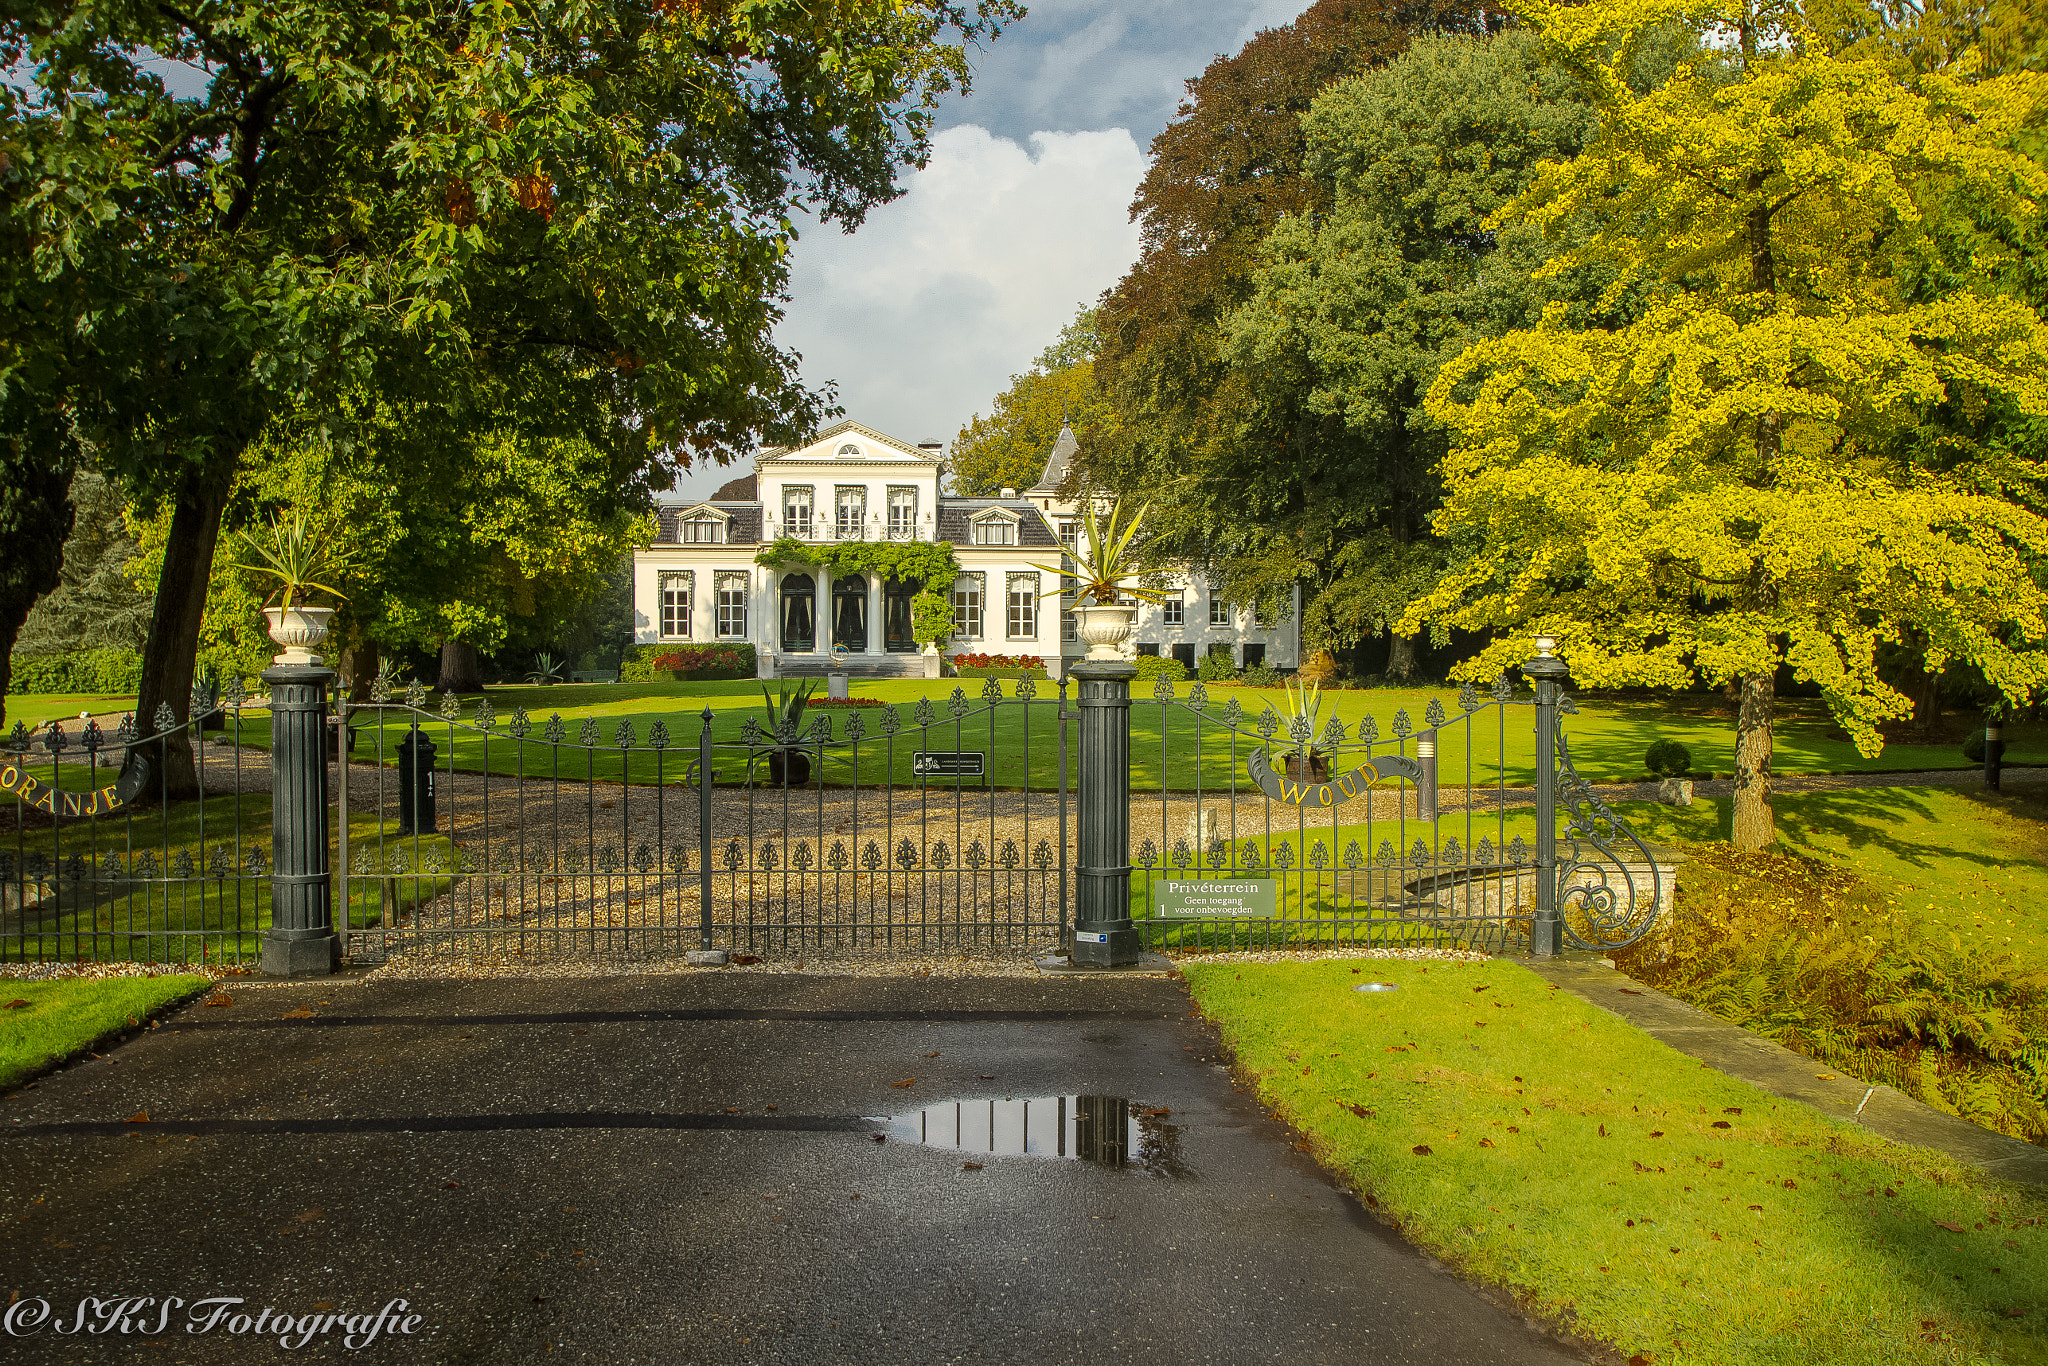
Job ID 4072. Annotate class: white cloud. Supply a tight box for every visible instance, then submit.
[782,124,1144,445]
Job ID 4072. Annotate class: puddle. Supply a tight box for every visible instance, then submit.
[870,1095,1188,1176]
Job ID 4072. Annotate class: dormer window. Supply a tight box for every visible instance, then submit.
[971,510,1018,546]
[681,515,724,544]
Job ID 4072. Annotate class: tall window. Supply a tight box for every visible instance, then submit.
[1061,576,1078,643]
[1209,595,1230,627]
[716,573,747,638]
[659,571,694,639]
[782,486,813,538]
[835,486,866,539]
[887,487,916,539]
[973,515,1016,546]
[681,515,723,544]
[951,574,984,640]
[1162,592,1184,627]
[1007,573,1037,640]
[1058,519,1079,550]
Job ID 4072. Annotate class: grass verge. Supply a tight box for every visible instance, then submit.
[0,974,210,1088]
[1186,956,2048,1366]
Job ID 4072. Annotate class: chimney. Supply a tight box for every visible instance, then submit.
[1000,487,1017,500]
[918,439,943,451]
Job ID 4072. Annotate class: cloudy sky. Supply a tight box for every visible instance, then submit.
[666,0,1313,498]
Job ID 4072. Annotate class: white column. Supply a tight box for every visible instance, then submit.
[868,576,883,655]
[818,564,833,657]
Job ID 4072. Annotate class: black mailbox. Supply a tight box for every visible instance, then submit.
[396,726,437,834]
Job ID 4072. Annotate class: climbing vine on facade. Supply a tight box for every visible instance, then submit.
[753,539,961,646]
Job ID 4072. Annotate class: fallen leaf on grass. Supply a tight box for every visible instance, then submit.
[2005,1308,2027,1319]
[1722,1107,1742,1115]
[1747,1205,1762,1211]
[1650,1131,1664,1138]
[3,999,28,1010]
[1629,1354,1654,1365]
[1935,1220,1965,1234]
[889,1078,916,1089]
[1710,1121,1732,1129]
[1479,1139,1495,1149]
[1411,1145,1432,1156]
[1346,1104,1376,1119]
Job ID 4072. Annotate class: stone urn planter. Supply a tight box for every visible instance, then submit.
[262,606,336,667]
[1074,603,1137,660]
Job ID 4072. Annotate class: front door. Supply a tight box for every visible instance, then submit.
[833,573,869,653]
[780,572,816,653]
[883,578,919,653]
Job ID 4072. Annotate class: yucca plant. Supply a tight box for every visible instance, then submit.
[1029,496,1169,607]
[230,510,349,606]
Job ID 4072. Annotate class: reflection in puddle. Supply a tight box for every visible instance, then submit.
[872,1096,1188,1176]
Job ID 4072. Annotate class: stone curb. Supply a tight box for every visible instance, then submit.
[1524,958,2048,1187]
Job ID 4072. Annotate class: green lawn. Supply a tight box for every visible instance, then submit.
[1,693,139,732]
[1617,786,2048,973]
[98,678,2037,793]
[0,974,210,1088]
[3,792,454,966]
[1187,957,2048,1366]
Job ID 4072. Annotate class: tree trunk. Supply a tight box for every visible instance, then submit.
[438,639,482,694]
[1384,631,1418,681]
[0,457,78,734]
[132,464,236,799]
[344,635,381,703]
[1730,670,1776,850]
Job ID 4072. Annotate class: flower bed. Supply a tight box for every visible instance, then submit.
[621,643,756,682]
[950,652,1045,679]
[808,697,885,708]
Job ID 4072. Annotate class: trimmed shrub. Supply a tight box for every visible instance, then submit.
[7,649,145,695]
[1196,651,1236,683]
[1132,654,1187,683]
[809,697,885,708]
[1241,662,1281,687]
[1963,729,1988,763]
[1644,739,1692,778]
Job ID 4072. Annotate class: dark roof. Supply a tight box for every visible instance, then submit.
[1028,425,1078,493]
[937,500,1060,548]
[655,504,762,545]
[711,472,757,501]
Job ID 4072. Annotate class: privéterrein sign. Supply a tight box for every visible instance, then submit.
[1153,878,1277,918]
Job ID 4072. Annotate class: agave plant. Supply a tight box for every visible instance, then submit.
[526,652,566,685]
[1283,672,1325,756]
[760,677,819,736]
[1028,495,1169,607]
[229,510,349,607]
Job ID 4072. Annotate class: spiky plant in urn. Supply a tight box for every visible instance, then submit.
[1029,496,1168,658]
[230,511,350,666]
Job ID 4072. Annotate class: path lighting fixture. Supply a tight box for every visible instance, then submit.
[1354,982,1399,993]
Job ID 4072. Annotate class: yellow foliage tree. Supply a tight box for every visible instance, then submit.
[1407,0,2048,849]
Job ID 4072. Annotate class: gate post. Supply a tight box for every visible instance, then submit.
[261,663,339,976]
[698,705,715,951]
[1070,659,1140,967]
[1527,638,1566,958]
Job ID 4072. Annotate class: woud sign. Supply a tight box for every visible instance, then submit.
[1153,878,1277,919]
[1246,749,1421,809]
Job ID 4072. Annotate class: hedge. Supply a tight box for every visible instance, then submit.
[7,649,145,695]
[620,642,757,682]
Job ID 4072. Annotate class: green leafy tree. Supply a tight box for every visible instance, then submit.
[14,468,153,657]
[1408,0,2048,850]
[952,308,1109,495]
[1083,0,1503,627]
[4,0,1017,789]
[1219,28,1618,676]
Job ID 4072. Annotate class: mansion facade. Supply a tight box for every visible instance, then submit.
[629,420,1301,680]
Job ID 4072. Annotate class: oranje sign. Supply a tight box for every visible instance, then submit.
[0,757,150,818]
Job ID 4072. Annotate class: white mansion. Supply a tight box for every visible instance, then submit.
[629,420,1301,679]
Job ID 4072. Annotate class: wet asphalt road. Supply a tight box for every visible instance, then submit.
[2,973,1584,1365]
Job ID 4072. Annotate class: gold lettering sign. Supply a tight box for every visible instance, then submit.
[0,757,144,818]
[1247,749,1421,808]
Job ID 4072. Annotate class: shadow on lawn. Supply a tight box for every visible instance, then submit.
[1767,788,2035,876]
